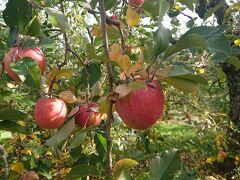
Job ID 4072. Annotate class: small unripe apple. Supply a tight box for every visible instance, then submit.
[2,47,46,81]
[34,98,67,129]
[129,0,144,7]
[75,102,102,128]
[116,80,164,130]
[21,171,39,180]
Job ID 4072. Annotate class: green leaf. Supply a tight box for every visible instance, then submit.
[178,0,196,11]
[0,108,27,120]
[45,7,70,32]
[228,56,240,70]
[38,37,56,48]
[203,1,225,21]
[45,119,75,147]
[167,66,208,85]
[0,120,26,134]
[164,33,207,58]
[159,0,170,22]
[150,149,181,180]
[3,0,32,29]
[104,0,118,11]
[113,158,138,178]
[182,26,226,39]
[26,16,41,37]
[68,131,87,149]
[142,1,159,20]
[81,63,101,87]
[208,34,230,56]
[7,27,19,47]
[94,133,107,162]
[153,25,170,56]
[129,80,147,91]
[164,77,199,93]
[67,164,100,178]
[10,57,41,88]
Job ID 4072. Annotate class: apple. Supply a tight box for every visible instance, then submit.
[116,80,165,130]
[129,0,144,7]
[75,102,102,128]
[21,171,39,180]
[111,15,118,20]
[218,150,227,160]
[2,47,46,81]
[34,98,67,129]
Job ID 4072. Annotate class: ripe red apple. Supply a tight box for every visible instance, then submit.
[2,47,46,81]
[116,80,164,130]
[21,171,39,180]
[34,98,67,129]
[129,0,144,7]
[75,102,102,128]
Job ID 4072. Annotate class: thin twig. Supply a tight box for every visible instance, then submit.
[48,1,69,95]
[117,25,126,54]
[179,11,193,20]
[0,144,10,180]
[99,0,114,178]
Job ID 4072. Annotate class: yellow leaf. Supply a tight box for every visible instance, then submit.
[109,43,122,61]
[21,149,32,156]
[117,54,131,72]
[98,97,116,114]
[126,6,141,27]
[199,68,205,74]
[115,84,132,98]
[174,4,182,11]
[234,39,240,46]
[91,25,102,37]
[10,162,24,174]
[127,56,144,75]
[113,158,138,178]
[59,91,77,103]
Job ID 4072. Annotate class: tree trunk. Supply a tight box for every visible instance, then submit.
[221,62,240,148]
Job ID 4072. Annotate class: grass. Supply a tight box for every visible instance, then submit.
[153,122,200,152]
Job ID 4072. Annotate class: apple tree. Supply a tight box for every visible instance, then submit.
[0,0,239,179]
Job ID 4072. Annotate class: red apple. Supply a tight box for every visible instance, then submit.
[111,15,118,20]
[34,98,67,129]
[129,0,144,7]
[2,47,46,81]
[218,150,227,160]
[116,80,164,130]
[75,102,102,128]
[21,171,39,180]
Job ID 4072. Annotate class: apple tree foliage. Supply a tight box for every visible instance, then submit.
[0,0,239,179]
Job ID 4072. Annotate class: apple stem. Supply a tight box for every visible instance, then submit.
[99,0,114,178]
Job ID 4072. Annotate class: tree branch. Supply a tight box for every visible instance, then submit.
[0,144,10,180]
[99,0,114,178]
